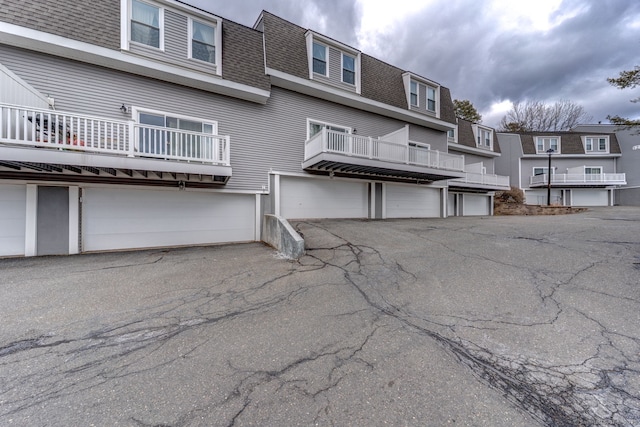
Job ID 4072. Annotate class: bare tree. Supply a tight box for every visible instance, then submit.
[498,100,592,132]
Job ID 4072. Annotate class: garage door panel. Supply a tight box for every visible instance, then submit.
[572,190,608,206]
[281,178,368,219]
[0,184,26,256]
[386,185,440,218]
[83,188,255,252]
[463,194,490,216]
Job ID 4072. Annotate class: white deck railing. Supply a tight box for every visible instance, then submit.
[530,173,626,186]
[305,129,465,171]
[451,172,510,188]
[0,104,230,166]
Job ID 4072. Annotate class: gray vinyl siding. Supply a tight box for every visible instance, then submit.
[408,125,447,152]
[0,46,449,192]
[495,134,524,188]
[129,10,219,76]
[448,151,497,174]
[312,47,357,93]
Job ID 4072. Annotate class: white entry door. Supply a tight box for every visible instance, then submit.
[82,188,255,252]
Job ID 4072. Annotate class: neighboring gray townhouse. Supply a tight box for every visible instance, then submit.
[573,124,640,206]
[447,118,509,216]
[0,0,504,258]
[495,131,625,206]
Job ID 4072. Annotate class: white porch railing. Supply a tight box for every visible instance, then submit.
[305,128,464,171]
[0,104,230,166]
[530,173,626,186]
[451,172,510,188]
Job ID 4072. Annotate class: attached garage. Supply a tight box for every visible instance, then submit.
[571,189,609,206]
[462,194,491,216]
[386,184,440,218]
[279,177,368,219]
[82,188,256,252]
[0,184,26,257]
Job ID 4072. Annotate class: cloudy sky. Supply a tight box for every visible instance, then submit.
[188,0,640,128]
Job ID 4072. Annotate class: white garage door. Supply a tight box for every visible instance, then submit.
[386,184,440,218]
[463,194,490,216]
[280,177,368,219]
[0,184,26,257]
[572,189,609,206]
[83,188,255,252]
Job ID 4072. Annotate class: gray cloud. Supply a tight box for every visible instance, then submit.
[186,0,640,127]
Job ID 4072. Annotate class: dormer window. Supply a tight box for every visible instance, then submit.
[306,32,361,94]
[585,136,609,153]
[474,125,493,150]
[536,137,560,154]
[312,42,327,76]
[403,73,440,117]
[131,0,162,49]
[342,53,355,85]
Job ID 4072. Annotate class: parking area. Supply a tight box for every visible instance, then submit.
[1,207,639,426]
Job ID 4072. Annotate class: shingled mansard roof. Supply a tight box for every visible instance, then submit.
[455,119,502,154]
[259,11,457,125]
[516,132,621,155]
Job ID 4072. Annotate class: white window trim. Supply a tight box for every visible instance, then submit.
[410,81,419,107]
[132,106,218,134]
[535,136,561,154]
[584,136,609,153]
[533,167,554,176]
[409,141,431,150]
[584,166,603,174]
[305,31,361,94]
[311,41,328,77]
[426,85,437,113]
[447,127,457,143]
[187,17,222,69]
[341,52,356,86]
[306,118,352,140]
[127,0,165,51]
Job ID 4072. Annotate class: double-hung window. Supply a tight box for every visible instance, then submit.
[342,53,355,85]
[475,126,492,149]
[533,167,553,176]
[131,0,161,48]
[585,137,608,153]
[426,86,436,112]
[313,42,327,76]
[191,20,216,63]
[536,137,559,153]
[410,81,418,107]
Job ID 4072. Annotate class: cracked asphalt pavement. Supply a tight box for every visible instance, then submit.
[1,207,639,426]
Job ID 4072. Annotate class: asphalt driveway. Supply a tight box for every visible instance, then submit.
[1,207,639,426]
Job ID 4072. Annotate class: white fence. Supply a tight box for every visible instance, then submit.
[0,104,230,165]
[452,172,510,188]
[530,173,626,186]
[305,129,464,171]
